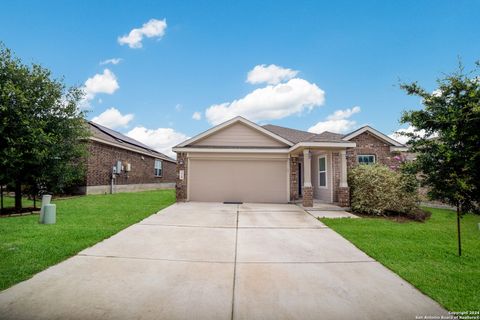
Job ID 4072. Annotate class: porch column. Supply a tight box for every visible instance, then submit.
[302,149,313,207]
[340,150,348,188]
[338,150,350,207]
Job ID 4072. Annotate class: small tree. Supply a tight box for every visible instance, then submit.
[400,62,480,256]
[0,44,90,211]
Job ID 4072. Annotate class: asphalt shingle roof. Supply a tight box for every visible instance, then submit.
[88,121,175,163]
[262,124,349,144]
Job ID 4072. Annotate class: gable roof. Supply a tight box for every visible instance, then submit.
[88,121,175,163]
[262,124,351,144]
[342,125,405,147]
[175,116,294,148]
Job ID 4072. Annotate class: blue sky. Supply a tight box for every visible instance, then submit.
[1,0,479,156]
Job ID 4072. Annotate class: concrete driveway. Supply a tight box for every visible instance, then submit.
[0,202,446,320]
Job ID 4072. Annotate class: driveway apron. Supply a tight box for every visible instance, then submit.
[0,202,447,320]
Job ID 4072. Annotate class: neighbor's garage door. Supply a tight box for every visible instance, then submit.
[189,158,288,203]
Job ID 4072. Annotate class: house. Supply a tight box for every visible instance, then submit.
[172,116,407,207]
[78,121,176,194]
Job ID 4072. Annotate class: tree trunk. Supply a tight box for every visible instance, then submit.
[14,180,22,212]
[457,204,462,257]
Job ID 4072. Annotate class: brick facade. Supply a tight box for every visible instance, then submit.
[302,186,313,207]
[175,152,188,201]
[85,141,176,187]
[331,152,340,203]
[346,131,401,170]
[289,156,299,201]
[337,187,350,207]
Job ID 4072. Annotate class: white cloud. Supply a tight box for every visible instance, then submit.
[308,106,361,133]
[91,107,134,129]
[100,58,123,65]
[388,125,438,145]
[431,89,442,97]
[127,126,188,158]
[118,18,167,49]
[192,111,202,120]
[205,78,325,125]
[247,64,299,85]
[84,69,119,100]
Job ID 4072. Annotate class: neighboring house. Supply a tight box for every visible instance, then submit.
[78,121,176,194]
[173,116,407,207]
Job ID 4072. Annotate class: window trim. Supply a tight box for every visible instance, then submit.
[154,159,163,177]
[318,155,328,189]
[357,154,376,165]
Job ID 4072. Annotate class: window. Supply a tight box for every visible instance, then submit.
[154,159,163,177]
[357,155,376,165]
[318,156,327,188]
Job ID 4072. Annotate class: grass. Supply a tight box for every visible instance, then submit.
[321,208,480,312]
[0,189,175,291]
[1,195,36,210]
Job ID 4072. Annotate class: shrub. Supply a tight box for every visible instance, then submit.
[405,208,432,221]
[349,164,419,216]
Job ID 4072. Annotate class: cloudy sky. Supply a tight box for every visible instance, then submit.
[1,1,479,157]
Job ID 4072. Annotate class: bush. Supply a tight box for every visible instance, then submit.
[349,164,419,216]
[405,208,432,221]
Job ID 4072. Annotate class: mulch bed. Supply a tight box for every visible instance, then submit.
[353,208,432,223]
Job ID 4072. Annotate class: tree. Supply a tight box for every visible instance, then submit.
[0,44,90,211]
[400,62,480,256]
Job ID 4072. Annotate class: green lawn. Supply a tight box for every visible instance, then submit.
[321,208,480,312]
[0,189,175,291]
[1,195,36,209]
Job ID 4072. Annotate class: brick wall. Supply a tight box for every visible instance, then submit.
[346,132,401,170]
[289,156,299,201]
[331,152,340,203]
[85,141,176,186]
[175,152,188,201]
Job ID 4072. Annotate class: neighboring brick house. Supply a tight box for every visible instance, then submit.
[78,121,176,195]
[173,116,408,207]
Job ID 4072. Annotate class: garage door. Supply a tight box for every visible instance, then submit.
[189,158,288,203]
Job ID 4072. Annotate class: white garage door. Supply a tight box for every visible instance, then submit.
[189,158,288,203]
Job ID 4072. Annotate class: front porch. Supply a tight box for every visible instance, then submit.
[293,199,359,218]
[289,147,350,208]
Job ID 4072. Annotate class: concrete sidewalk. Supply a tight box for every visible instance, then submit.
[0,202,447,320]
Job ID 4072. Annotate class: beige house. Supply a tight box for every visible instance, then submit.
[173,116,407,207]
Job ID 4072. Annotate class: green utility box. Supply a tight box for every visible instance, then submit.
[42,204,56,224]
[39,194,52,223]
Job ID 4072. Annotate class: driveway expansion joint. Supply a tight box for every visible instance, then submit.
[237,226,328,229]
[236,260,376,264]
[138,223,236,229]
[76,253,235,264]
[231,204,240,320]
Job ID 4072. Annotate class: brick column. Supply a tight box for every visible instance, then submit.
[302,149,313,207]
[175,152,188,202]
[337,187,350,207]
[303,186,313,207]
[289,156,299,201]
